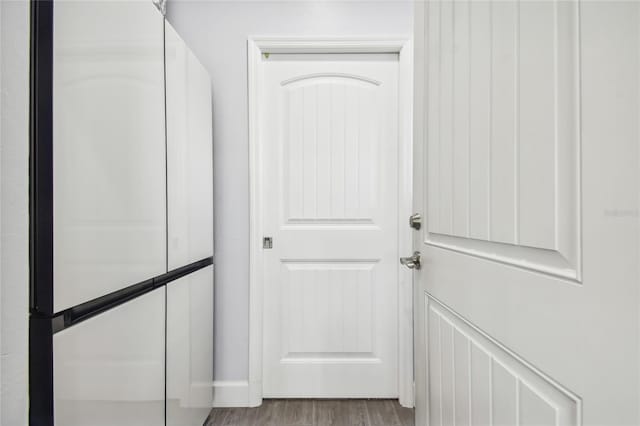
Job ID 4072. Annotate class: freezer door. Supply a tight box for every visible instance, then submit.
[52,1,166,312]
[167,266,214,425]
[165,21,214,270]
[53,288,165,426]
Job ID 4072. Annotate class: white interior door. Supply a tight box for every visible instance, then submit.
[261,53,400,397]
[413,1,640,425]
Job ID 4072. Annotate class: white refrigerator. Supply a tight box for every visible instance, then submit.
[29,2,214,425]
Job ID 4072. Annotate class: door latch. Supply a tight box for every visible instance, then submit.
[400,251,421,270]
[409,213,422,230]
[263,237,273,249]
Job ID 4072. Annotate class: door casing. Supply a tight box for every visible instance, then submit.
[247,37,414,407]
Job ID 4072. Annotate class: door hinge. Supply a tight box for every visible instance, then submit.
[263,237,273,249]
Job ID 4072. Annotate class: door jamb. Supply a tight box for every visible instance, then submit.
[247,37,414,407]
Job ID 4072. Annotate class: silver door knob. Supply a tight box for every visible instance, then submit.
[400,251,421,270]
[409,213,422,230]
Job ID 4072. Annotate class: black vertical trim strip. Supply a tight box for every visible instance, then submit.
[29,316,54,426]
[29,0,54,315]
[29,1,55,425]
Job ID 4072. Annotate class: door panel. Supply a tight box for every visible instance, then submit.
[165,22,214,270]
[413,1,640,425]
[262,54,399,397]
[52,1,166,312]
[425,0,580,281]
[166,266,214,426]
[425,296,579,426]
[53,288,165,426]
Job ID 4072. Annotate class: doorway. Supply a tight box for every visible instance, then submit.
[247,38,413,406]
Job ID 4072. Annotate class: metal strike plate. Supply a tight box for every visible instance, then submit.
[263,237,273,249]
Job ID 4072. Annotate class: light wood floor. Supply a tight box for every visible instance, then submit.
[205,399,414,426]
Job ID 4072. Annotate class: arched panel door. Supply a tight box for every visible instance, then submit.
[261,53,401,398]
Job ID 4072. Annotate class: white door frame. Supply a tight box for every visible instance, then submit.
[247,37,414,408]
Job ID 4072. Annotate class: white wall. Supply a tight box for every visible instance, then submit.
[166,0,413,382]
[0,0,30,424]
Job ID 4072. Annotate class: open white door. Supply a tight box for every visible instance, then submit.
[412,1,640,425]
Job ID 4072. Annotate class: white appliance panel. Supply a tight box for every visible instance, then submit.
[166,266,214,426]
[52,1,166,312]
[53,288,165,426]
[165,22,214,270]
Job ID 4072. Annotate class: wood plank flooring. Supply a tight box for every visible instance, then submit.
[204,399,414,426]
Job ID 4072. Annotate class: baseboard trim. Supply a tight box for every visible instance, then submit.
[212,381,250,408]
[248,380,262,407]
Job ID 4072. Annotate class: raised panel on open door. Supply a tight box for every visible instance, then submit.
[424,0,581,281]
[165,22,214,270]
[424,295,580,426]
[52,1,166,312]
